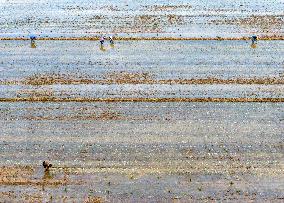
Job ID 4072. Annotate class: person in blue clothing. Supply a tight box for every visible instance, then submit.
[29,34,37,48]
[251,35,257,48]
[251,35,257,44]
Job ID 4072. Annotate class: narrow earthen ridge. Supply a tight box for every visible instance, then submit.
[0,36,284,41]
[2,77,284,85]
[0,97,283,102]
[0,180,67,186]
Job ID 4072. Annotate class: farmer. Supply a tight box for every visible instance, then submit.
[109,35,114,44]
[251,35,257,44]
[29,34,37,48]
[42,161,52,171]
[99,36,105,45]
[29,34,36,42]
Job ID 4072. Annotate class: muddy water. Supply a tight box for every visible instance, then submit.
[0,0,283,201]
[0,102,283,201]
[0,39,283,201]
[0,40,283,81]
[1,40,283,102]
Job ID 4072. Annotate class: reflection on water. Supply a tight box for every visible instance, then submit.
[1,40,283,80]
[42,169,53,191]
[43,170,53,180]
[100,43,115,51]
[251,43,257,48]
[31,41,36,48]
[99,44,106,51]
[0,102,283,201]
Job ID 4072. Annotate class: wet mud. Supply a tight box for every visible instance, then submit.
[0,1,283,201]
[0,102,283,201]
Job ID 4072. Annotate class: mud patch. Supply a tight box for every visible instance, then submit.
[211,15,284,32]
[23,109,123,121]
[103,71,154,84]
[1,97,283,103]
[17,88,55,98]
[23,73,93,86]
[0,166,72,187]
[143,4,192,11]
[17,72,284,85]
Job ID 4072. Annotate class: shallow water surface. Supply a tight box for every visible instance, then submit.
[0,102,283,201]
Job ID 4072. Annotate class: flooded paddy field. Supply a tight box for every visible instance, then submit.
[1,84,284,100]
[0,0,284,197]
[0,102,283,202]
[0,40,283,102]
[1,40,283,81]
[0,0,283,197]
[0,38,283,201]
[0,0,283,38]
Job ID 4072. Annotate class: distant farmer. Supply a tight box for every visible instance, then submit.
[251,35,257,44]
[42,161,52,171]
[29,34,37,48]
[109,35,114,44]
[29,34,36,42]
[100,36,105,45]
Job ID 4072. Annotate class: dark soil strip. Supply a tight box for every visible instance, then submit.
[0,97,283,102]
